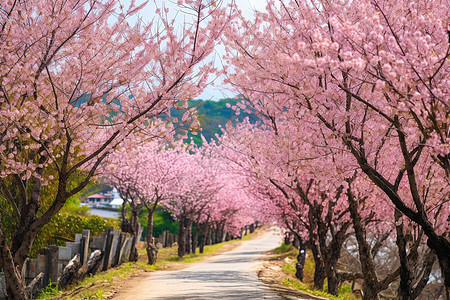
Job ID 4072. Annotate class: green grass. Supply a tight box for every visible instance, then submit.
[273,243,360,300]
[284,278,359,300]
[274,242,295,254]
[32,281,60,299]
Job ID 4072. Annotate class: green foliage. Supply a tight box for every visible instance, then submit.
[339,285,354,294]
[271,244,359,300]
[284,278,358,300]
[31,213,120,257]
[273,242,295,254]
[62,203,92,217]
[33,281,61,299]
[282,262,297,274]
[277,247,360,300]
[153,209,178,236]
[167,97,261,146]
[138,207,178,240]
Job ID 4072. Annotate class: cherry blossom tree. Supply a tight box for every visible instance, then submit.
[216,118,355,293]
[0,0,227,297]
[103,139,182,264]
[164,150,219,257]
[216,105,439,297]
[223,0,449,296]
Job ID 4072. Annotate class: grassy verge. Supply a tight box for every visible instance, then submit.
[272,243,360,300]
[35,228,263,299]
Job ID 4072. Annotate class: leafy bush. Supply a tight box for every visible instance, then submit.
[273,242,294,254]
[139,207,178,241]
[31,213,120,257]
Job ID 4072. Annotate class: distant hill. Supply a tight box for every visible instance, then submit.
[169,96,261,146]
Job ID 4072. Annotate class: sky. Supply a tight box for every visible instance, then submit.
[133,0,267,100]
[198,0,266,100]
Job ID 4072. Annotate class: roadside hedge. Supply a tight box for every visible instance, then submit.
[31,212,120,257]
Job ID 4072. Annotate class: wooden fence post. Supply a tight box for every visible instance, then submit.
[80,229,90,266]
[43,246,58,287]
[102,228,114,271]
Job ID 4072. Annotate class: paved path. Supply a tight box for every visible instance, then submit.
[114,227,284,299]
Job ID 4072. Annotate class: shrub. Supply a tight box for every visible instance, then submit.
[31,213,120,257]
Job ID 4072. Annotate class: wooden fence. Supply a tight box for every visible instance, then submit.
[0,227,138,299]
[154,230,178,248]
[0,223,258,298]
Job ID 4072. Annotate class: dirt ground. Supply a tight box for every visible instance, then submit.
[256,251,327,300]
[61,242,243,299]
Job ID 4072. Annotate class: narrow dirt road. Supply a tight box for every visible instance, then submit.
[114,227,287,299]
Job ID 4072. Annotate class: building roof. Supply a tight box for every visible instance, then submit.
[86,193,111,199]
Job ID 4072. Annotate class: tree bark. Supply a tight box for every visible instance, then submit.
[199,224,210,254]
[128,210,139,262]
[293,234,306,281]
[178,215,186,258]
[346,182,380,300]
[86,250,104,276]
[120,197,141,262]
[185,221,192,255]
[214,222,221,244]
[0,232,27,300]
[146,208,158,265]
[344,128,450,293]
[427,236,450,299]
[395,210,414,300]
[318,220,350,296]
[191,222,199,255]
[58,254,81,289]
[309,240,325,290]
[25,272,44,299]
[285,232,292,245]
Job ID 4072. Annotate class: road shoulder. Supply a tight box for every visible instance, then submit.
[257,250,328,300]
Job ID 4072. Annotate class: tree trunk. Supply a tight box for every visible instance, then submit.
[310,242,326,290]
[146,209,158,265]
[219,223,226,242]
[347,133,450,295]
[214,223,221,244]
[178,215,186,258]
[120,200,129,232]
[427,236,450,299]
[199,225,210,254]
[129,233,138,262]
[395,210,414,300]
[192,223,199,255]
[293,234,306,281]
[285,232,292,245]
[186,221,192,255]
[319,227,347,296]
[0,235,28,299]
[208,226,213,245]
[346,185,380,300]
[128,209,140,262]
[327,272,339,296]
[210,226,216,244]
[306,188,349,296]
[121,200,140,262]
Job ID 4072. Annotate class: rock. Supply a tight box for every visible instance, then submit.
[59,255,81,289]
[284,257,295,264]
